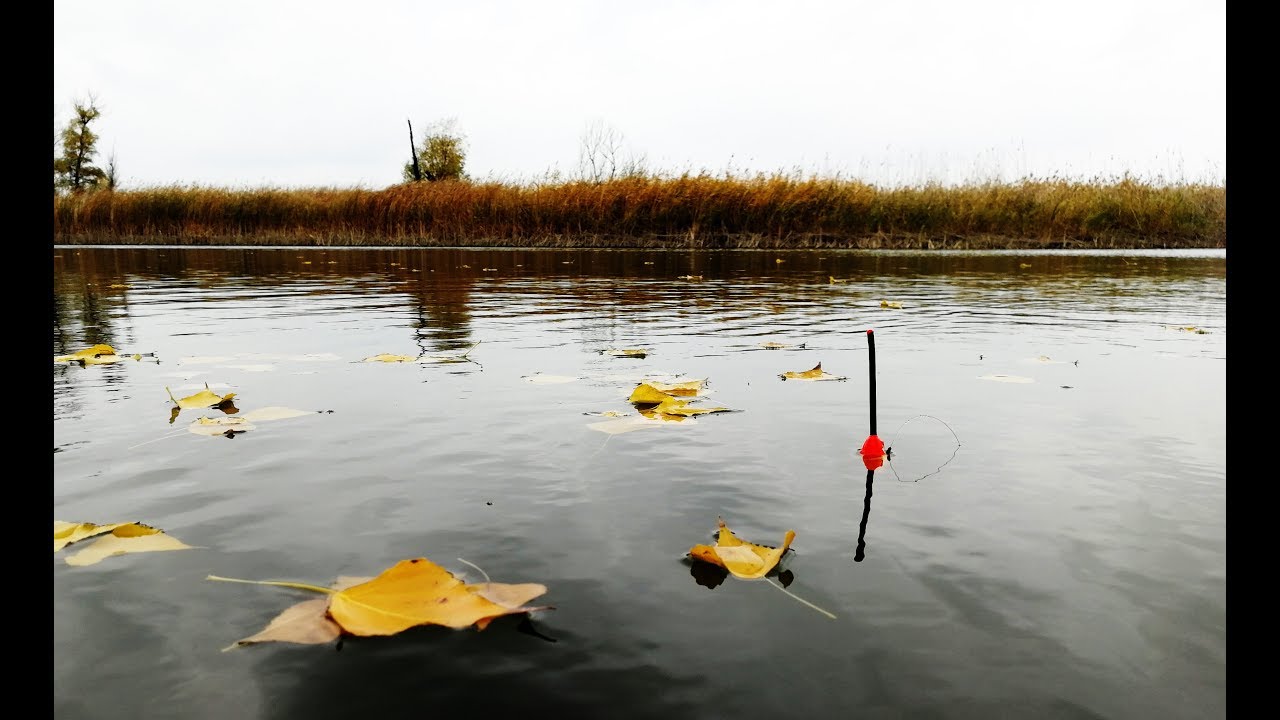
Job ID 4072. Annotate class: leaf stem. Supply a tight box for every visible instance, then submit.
[455,557,491,584]
[206,575,335,594]
[762,577,836,620]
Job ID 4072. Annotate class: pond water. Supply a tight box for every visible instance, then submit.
[53,246,1226,719]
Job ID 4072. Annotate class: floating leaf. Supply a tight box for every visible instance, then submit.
[759,342,804,350]
[978,374,1034,383]
[54,344,117,362]
[644,397,732,418]
[828,276,847,284]
[213,557,551,647]
[54,520,127,552]
[604,349,648,358]
[677,275,703,281]
[167,383,237,410]
[226,598,341,649]
[1019,263,1033,269]
[643,379,706,396]
[628,383,678,405]
[880,300,904,309]
[688,517,795,579]
[55,344,156,365]
[1166,325,1210,334]
[587,413,695,434]
[54,520,195,566]
[188,416,257,436]
[362,353,418,363]
[779,362,847,381]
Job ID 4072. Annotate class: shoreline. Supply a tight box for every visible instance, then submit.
[50,231,1224,251]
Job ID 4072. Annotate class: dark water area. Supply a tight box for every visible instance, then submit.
[53,246,1225,719]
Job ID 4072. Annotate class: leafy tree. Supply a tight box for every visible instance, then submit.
[54,97,110,193]
[403,118,467,182]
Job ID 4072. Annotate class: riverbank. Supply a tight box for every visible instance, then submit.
[52,175,1226,250]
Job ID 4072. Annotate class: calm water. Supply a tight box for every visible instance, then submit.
[53,246,1226,720]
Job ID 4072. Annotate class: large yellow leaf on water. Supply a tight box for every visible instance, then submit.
[362,353,419,363]
[328,558,550,635]
[628,383,677,405]
[167,383,237,409]
[54,520,126,552]
[227,598,342,649]
[688,517,796,579]
[54,521,195,566]
[54,344,117,362]
[645,397,732,417]
[779,362,847,381]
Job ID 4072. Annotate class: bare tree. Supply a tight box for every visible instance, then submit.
[577,119,647,183]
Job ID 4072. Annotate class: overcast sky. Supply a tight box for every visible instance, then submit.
[53,0,1225,190]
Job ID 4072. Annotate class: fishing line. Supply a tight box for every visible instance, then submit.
[882,414,962,483]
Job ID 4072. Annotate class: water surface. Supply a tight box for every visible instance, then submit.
[53,246,1226,719]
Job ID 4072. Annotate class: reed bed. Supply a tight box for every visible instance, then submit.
[52,174,1226,249]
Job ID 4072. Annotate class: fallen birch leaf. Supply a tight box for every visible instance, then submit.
[628,383,678,405]
[779,362,847,381]
[167,383,237,410]
[829,276,847,284]
[362,353,418,363]
[54,520,195,566]
[759,342,805,350]
[688,517,795,579]
[677,275,703,281]
[603,348,648,358]
[880,300,903,309]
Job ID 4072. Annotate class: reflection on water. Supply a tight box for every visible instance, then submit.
[54,246,1225,719]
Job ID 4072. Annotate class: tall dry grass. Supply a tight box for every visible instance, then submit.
[52,173,1226,249]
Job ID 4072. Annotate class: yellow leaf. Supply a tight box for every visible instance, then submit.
[779,362,847,381]
[880,300,903,309]
[327,558,549,635]
[688,517,796,579]
[759,342,804,350]
[677,275,703,281]
[362,353,418,363]
[54,520,126,552]
[829,276,847,284]
[188,416,256,436]
[628,383,677,405]
[604,348,648,358]
[225,598,342,650]
[54,344,117,363]
[647,397,732,417]
[60,522,195,566]
[644,379,706,396]
[167,383,237,409]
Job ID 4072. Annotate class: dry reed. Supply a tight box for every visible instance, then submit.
[52,174,1225,249]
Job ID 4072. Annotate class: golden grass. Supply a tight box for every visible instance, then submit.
[52,174,1226,249]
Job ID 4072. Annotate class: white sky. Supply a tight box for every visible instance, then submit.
[53,0,1225,190]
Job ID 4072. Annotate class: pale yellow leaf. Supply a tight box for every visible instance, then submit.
[63,523,195,566]
[225,598,341,650]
